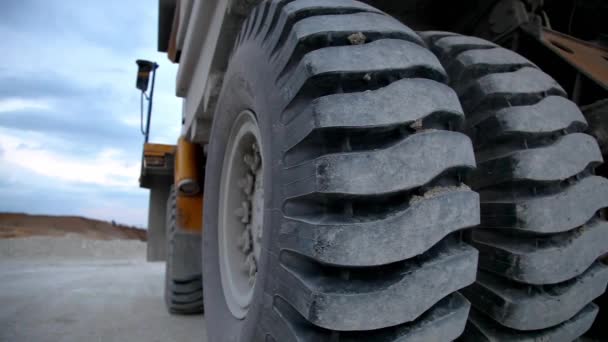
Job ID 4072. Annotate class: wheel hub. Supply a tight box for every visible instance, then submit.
[219,110,264,319]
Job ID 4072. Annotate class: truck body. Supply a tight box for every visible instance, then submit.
[158,0,608,146]
[140,0,608,340]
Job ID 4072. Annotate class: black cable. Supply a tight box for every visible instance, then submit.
[568,0,577,34]
[140,91,147,136]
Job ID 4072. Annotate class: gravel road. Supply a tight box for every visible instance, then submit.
[0,238,205,342]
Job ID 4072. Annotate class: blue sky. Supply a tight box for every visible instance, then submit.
[0,0,182,227]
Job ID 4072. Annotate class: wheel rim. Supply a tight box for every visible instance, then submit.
[219,110,264,319]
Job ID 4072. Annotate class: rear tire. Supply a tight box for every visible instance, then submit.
[202,2,479,341]
[422,31,608,340]
[164,186,204,314]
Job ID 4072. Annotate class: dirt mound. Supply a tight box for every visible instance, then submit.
[0,213,146,241]
[0,234,147,259]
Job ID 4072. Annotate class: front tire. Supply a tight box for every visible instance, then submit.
[203,1,480,340]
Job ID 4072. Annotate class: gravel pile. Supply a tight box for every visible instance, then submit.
[0,234,146,259]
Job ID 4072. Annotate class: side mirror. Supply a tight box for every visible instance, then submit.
[135,60,158,92]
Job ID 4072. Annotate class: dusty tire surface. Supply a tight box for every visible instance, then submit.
[422,31,608,340]
[202,2,480,341]
[164,187,204,315]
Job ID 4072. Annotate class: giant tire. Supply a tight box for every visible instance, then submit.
[165,186,204,314]
[202,1,480,341]
[422,32,608,341]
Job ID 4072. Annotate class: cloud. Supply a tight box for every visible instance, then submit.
[0,131,139,188]
[0,74,87,99]
[0,98,53,113]
[0,168,148,227]
[0,0,153,58]
[0,0,182,226]
[0,108,140,148]
[0,128,149,226]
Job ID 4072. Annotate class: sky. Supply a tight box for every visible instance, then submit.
[0,0,182,227]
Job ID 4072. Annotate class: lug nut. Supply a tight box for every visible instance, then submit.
[238,174,254,196]
[238,227,252,254]
[244,152,260,172]
[246,254,257,282]
[234,201,250,223]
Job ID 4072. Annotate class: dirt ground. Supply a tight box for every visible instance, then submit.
[0,213,146,241]
[0,214,205,342]
[0,258,205,342]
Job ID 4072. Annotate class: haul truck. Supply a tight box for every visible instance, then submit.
[138,0,608,340]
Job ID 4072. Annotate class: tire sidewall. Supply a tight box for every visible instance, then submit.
[202,40,280,342]
[165,188,174,311]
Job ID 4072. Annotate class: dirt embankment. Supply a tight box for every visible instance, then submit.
[0,213,146,241]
